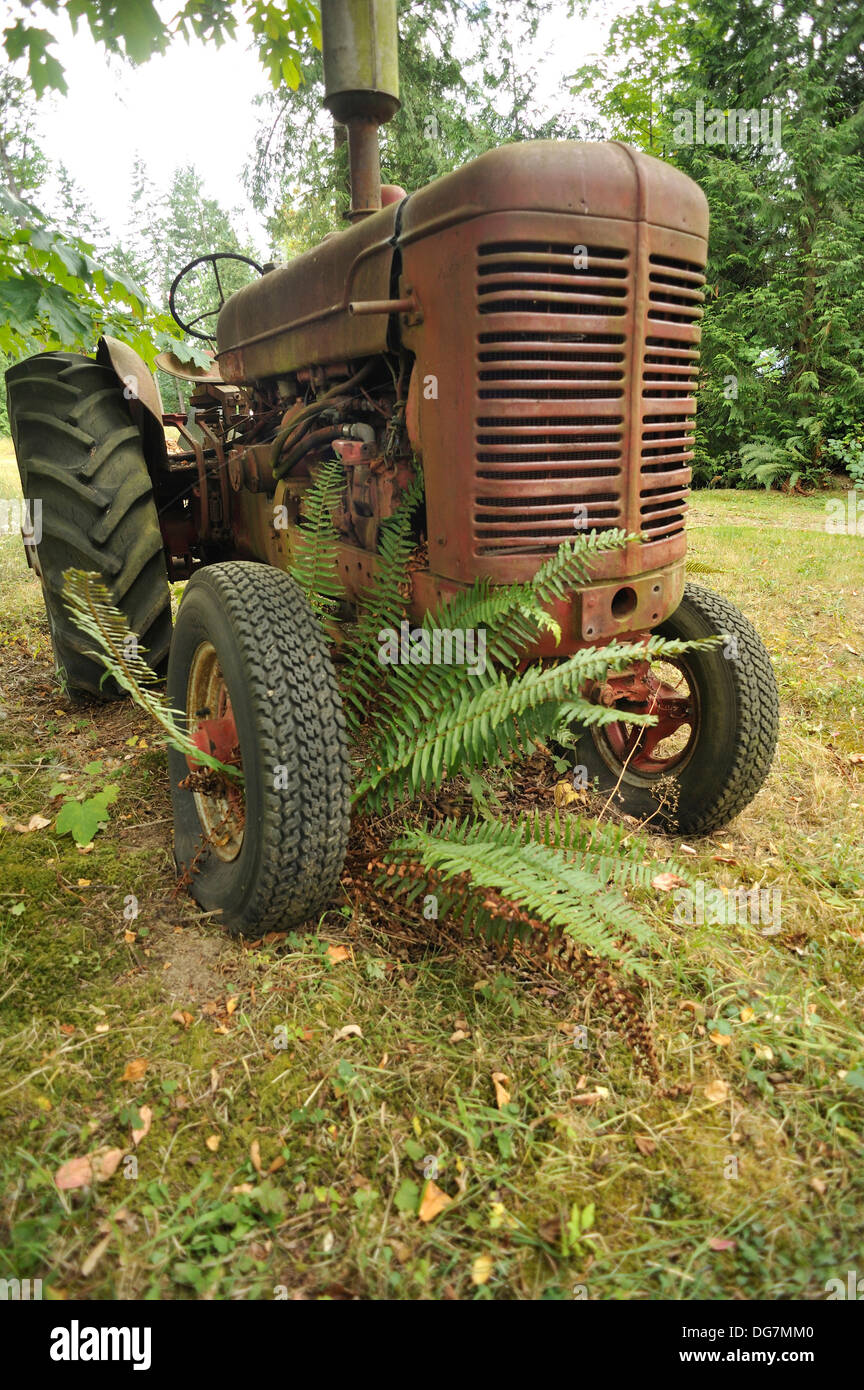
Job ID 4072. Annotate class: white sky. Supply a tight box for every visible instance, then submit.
[12,1,624,257]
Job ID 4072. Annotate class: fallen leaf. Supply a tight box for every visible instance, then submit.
[123,930,136,944]
[231,1183,254,1195]
[449,1029,469,1043]
[709,1031,732,1047]
[573,1089,609,1105]
[326,944,350,964]
[652,872,687,891]
[81,1233,112,1277]
[171,1010,194,1029]
[59,1023,75,1036]
[333,1023,363,1041]
[55,1155,92,1190]
[634,1135,656,1156]
[753,1044,774,1061]
[708,1237,737,1252]
[739,1006,755,1023]
[491,1071,511,1107]
[471,1253,494,1286]
[14,813,51,833]
[226,996,238,1016]
[554,779,584,807]
[90,1147,125,1182]
[121,1058,147,1083]
[250,1139,263,1173]
[77,879,91,888]
[205,1133,221,1152]
[704,1078,729,1104]
[131,1105,152,1146]
[418,1180,453,1223]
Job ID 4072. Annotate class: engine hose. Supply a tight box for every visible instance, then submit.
[270,359,377,471]
[274,425,344,480]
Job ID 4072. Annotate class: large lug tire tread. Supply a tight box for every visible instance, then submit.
[166,562,352,937]
[5,350,172,698]
[573,582,780,835]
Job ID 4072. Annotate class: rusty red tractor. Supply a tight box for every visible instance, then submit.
[5,0,778,937]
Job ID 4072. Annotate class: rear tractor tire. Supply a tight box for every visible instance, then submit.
[4,350,172,697]
[166,563,352,936]
[569,583,780,834]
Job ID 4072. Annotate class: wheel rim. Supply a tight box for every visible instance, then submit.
[186,641,245,861]
[592,657,700,779]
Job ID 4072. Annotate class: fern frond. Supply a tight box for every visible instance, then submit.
[338,471,425,733]
[289,457,347,614]
[61,570,242,781]
[356,633,718,809]
[389,817,652,973]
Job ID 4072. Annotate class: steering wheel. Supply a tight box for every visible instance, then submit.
[168,252,265,341]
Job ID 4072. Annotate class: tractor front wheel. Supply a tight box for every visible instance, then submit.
[166,563,352,936]
[569,583,779,834]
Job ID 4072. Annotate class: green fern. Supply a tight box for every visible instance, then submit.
[61,570,242,782]
[338,471,425,734]
[288,457,347,613]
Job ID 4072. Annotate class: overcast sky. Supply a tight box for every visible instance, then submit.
[16,1,621,257]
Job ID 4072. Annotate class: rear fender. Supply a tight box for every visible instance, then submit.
[96,335,168,473]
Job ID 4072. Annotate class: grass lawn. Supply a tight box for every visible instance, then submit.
[1,436,863,1301]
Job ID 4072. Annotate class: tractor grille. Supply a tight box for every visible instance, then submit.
[474,241,630,555]
[639,254,705,541]
[472,239,705,556]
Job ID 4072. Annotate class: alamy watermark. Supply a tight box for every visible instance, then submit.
[674,880,782,930]
[824,492,864,536]
[0,498,42,545]
[378,621,487,678]
[672,99,782,149]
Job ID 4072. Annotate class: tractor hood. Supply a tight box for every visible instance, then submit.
[215,141,708,384]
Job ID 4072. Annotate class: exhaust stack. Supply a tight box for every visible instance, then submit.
[321,0,400,222]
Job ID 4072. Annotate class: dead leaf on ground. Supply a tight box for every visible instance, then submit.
[326,944,351,964]
[121,1058,148,1083]
[491,1071,511,1107]
[573,1088,609,1105]
[333,1024,363,1041]
[90,1147,125,1182]
[81,1233,112,1277]
[708,1237,737,1252]
[250,1139,263,1174]
[634,1135,656,1156]
[704,1078,729,1104]
[55,1155,93,1191]
[449,1029,470,1043]
[170,1009,195,1029]
[205,1134,221,1152]
[418,1180,453,1223]
[471,1253,494,1286]
[13,813,51,833]
[709,1031,733,1047]
[226,996,238,1016]
[131,1105,152,1146]
[652,872,688,891]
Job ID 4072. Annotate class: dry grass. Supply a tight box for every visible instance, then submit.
[0,468,862,1301]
